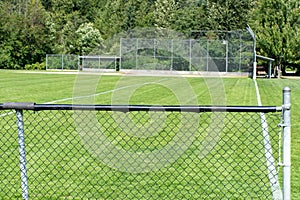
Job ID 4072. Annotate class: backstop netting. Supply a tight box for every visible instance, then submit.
[120,30,254,73]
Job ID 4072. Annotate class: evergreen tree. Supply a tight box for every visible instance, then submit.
[154,0,177,29]
[207,0,255,30]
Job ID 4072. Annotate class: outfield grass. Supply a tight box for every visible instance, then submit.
[0,70,258,105]
[0,70,299,199]
[0,109,275,199]
[0,70,76,103]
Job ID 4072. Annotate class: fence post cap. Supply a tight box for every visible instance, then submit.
[283,86,291,92]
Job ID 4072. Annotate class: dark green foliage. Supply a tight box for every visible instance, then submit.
[207,0,255,30]
[0,1,53,69]
[0,0,299,70]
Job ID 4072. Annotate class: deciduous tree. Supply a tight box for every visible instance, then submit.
[250,0,300,72]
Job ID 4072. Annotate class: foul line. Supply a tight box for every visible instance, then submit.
[0,78,168,117]
[1,78,168,118]
[254,79,282,199]
[45,78,168,104]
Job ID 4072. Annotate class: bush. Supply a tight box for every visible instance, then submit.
[25,62,46,70]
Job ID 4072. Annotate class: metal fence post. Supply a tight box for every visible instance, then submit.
[46,54,48,70]
[282,87,291,200]
[62,54,64,70]
[16,109,29,200]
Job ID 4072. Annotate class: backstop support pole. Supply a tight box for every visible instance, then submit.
[282,87,291,200]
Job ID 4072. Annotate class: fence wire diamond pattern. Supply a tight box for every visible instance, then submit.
[0,106,285,199]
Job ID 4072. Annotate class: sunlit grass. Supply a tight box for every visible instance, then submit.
[257,78,300,200]
[0,70,298,199]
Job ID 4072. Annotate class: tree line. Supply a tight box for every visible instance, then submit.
[0,0,299,72]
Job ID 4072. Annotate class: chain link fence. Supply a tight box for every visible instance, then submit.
[0,93,291,199]
[46,54,78,70]
[78,55,120,71]
[120,30,254,73]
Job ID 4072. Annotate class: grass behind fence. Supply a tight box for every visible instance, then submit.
[257,78,300,200]
[2,109,280,199]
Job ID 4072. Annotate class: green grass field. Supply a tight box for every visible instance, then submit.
[0,70,299,199]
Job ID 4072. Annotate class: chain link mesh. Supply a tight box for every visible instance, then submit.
[120,30,254,72]
[1,109,281,199]
[0,111,22,198]
[46,54,78,70]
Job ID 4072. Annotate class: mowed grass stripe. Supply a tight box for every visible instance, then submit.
[0,71,258,105]
[0,71,76,103]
